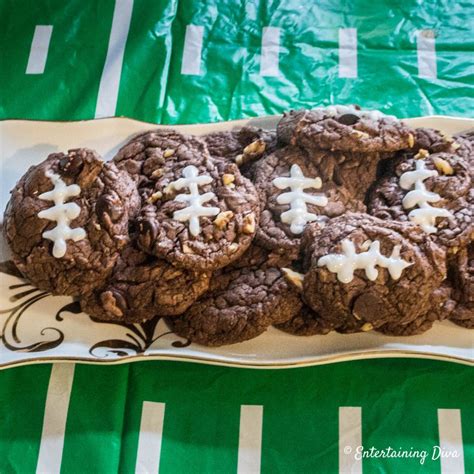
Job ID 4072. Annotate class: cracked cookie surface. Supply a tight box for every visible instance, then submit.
[277,107,414,153]
[275,304,333,336]
[167,246,302,346]
[80,242,211,323]
[448,243,474,328]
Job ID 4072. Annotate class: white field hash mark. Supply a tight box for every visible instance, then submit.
[272,164,328,234]
[38,171,86,258]
[26,25,53,74]
[400,160,452,234]
[36,364,75,474]
[181,25,204,75]
[135,402,166,474]
[95,0,134,118]
[318,239,412,284]
[338,28,357,78]
[170,165,220,236]
[417,29,437,79]
[237,405,263,474]
[260,26,280,77]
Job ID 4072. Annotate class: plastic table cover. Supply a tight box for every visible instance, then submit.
[0,0,473,473]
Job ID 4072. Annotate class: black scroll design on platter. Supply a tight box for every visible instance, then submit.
[0,260,191,357]
[88,317,192,358]
[0,271,64,353]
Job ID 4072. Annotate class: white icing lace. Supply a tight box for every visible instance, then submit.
[399,160,452,234]
[38,171,86,258]
[170,165,220,236]
[272,164,328,234]
[318,239,412,284]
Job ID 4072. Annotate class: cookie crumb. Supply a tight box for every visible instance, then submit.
[151,168,164,179]
[228,243,239,253]
[244,139,266,156]
[163,148,175,158]
[242,213,256,234]
[353,130,370,139]
[414,148,430,159]
[222,174,235,186]
[163,183,174,195]
[361,322,373,332]
[147,191,163,204]
[182,243,194,254]
[432,156,454,175]
[282,267,304,291]
[214,211,234,229]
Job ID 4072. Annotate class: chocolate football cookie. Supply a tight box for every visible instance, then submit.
[448,243,473,328]
[3,149,140,295]
[166,264,303,347]
[302,213,447,332]
[114,130,260,271]
[368,148,473,252]
[253,146,365,259]
[277,106,415,153]
[80,243,211,323]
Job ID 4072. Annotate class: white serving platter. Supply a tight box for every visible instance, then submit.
[1,115,473,369]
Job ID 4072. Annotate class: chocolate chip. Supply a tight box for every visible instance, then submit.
[139,218,159,244]
[96,195,123,222]
[352,292,388,322]
[59,153,84,177]
[338,114,360,126]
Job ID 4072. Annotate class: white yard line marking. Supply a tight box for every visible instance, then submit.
[237,405,263,474]
[338,28,357,78]
[36,363,75,474]
[339,407,362,474]
[417,30,437,79]
[135,402,166,474]
[260,27,280,77]
[95,0,134,118]
[181,25,204,76]
[26,25,53,75]
[437,409,465,474]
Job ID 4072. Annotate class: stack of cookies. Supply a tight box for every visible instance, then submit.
[3,106,473,346]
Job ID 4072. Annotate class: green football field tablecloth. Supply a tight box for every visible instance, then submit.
[0,0,473,473]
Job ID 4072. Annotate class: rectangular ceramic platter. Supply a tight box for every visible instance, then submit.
[1,115,473,369]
